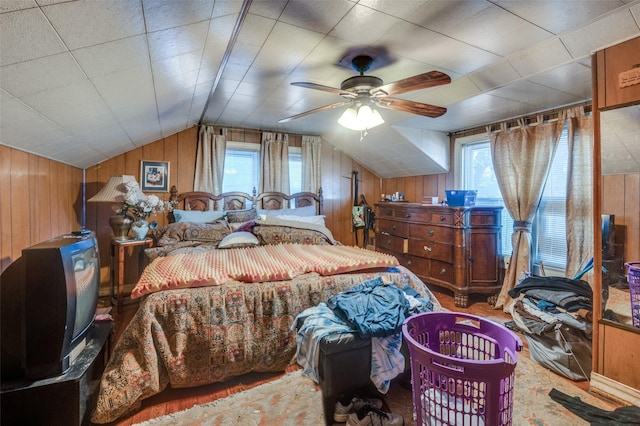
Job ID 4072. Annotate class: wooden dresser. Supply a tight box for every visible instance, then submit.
[374,202,503,307]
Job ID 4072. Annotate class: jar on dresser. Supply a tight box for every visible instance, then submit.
[374,202,503,307]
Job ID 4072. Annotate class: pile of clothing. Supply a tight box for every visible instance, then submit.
[507,275,593,381]
[292,276,434,392]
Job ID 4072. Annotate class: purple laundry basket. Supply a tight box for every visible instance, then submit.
[625,262,640,328]
[402,312,523,426]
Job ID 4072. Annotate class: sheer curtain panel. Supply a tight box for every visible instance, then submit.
[194,126,227,196]
[259,132,290,193]
[301,135,322,193]
[488,115,565,311]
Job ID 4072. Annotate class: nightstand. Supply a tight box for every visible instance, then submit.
[110,238,153,312]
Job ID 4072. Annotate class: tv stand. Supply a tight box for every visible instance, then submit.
[1,321,112,426]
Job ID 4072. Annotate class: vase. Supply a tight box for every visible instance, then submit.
[131,220,150,240]
[109,214,133,240]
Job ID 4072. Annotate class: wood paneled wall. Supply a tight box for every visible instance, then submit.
[602,173,640,263]
[0,145,84,273]
[84,126,381,290]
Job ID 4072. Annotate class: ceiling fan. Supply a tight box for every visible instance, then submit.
[278,55,451,127]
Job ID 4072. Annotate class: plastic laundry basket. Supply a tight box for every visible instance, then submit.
[625,262,640,328]
[402,312,523,426]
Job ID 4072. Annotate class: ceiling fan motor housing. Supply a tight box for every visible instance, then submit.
[340,75,384,92]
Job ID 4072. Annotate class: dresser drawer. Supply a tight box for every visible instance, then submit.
[377,218,408,236]
[429,259,454,283]
[409,224,453,242]
[375,232,408,253]
[376,205,394,218]
[431,212,454,225]
[401,255,429,276]
[403,210,431,222]
[408,239,453,263]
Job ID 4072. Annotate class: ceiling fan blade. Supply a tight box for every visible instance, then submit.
[375,97,446,118]
[291,82,355,97]
[278,101,352,123]
[371,71,451,97]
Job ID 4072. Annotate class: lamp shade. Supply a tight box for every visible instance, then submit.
[88,175,143,203]
[338,104,384,131]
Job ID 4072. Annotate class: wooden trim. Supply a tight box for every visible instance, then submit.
[590,372,640,407]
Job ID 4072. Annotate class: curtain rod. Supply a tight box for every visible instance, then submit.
[450,100,592,137]
[198,124,321,137]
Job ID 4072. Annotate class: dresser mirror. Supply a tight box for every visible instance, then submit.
[600,103,640,175]
[599,101,640,330]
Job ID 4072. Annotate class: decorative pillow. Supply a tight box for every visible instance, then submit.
[217,231,260,249]
[152,222,190,246]
[253,225,333,246]
[257,205,316,217]
[276,214,326,226]
[182,221,231,242]
[225,208,258,223]
[173,209,225,223]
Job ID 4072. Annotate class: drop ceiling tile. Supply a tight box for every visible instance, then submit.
[509,38,573,78]
[142,0,215,32]
[92,66,157,116]
[526,62,592,98]
[253,22,324,75]
[413,76,482,106]
[330,3,399,45]
[152,51,202,93]
[147,21,209,62]
[468,61,521,92]
[235,13,276,47]
[280,0,353,33]
[494,0,626,35]
[248,0,286,20]
[42,0,145,50]
[358,0,426,20]
[0,0,37,13]
[0,8,67,66]
[20,80,113,130]
[561,8,640,58]
[73,35,150,78]
[1,53,87,97]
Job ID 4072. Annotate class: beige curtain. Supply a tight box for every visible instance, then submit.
[489,114,565,311]
[194,126,227,195]
[301,135,322,193]
[259,132,290,193]
[565,106,594,279]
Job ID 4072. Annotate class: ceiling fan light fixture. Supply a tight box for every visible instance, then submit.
[338,105,384,131]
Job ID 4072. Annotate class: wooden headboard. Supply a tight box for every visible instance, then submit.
[168,186,323,222]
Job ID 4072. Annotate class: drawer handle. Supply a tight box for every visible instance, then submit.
[423,245,432,252]
[387,239,391,245]
[405,214,411,218]
[407,260,412,265]
[439,215,446,222]
[439,268,447,276]
[428,230,435,236]
[392,224,396,229]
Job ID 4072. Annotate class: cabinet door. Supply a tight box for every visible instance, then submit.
[468,230,501,285]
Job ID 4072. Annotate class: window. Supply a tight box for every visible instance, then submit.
[222,142,302,195]
[459,126,569,270]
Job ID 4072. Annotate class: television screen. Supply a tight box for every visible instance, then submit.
[1,232,100,383]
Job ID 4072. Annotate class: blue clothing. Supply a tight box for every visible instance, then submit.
[292,303,404,393]
[326,277,410,338]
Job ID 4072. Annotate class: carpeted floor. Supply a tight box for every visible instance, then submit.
[133,349,619,426]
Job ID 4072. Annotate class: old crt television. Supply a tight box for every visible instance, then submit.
[1,232,100,382]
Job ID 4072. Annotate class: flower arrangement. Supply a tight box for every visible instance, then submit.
[118,181,175,221]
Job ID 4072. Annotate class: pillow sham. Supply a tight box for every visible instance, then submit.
[217,231,260,249]
[182,221,231,242]
[226,208,258,223]
[173,209,225,223]
[276,214,326,226]
[257,205,316,217]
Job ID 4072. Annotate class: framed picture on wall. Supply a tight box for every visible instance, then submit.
[140,160,169,192]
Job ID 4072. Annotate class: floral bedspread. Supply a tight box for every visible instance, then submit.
[91,265,439,424]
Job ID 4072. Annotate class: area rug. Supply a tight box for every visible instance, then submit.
[134,351,619,426]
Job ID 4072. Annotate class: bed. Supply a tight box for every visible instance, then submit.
[90,186,441,423]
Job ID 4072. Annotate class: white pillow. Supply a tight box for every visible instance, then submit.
[276,215,326,226]
[173,209,225,223]
[257,205,317,217]
[217,231,259,249]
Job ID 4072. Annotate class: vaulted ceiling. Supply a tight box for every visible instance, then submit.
[1,0,639,177]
